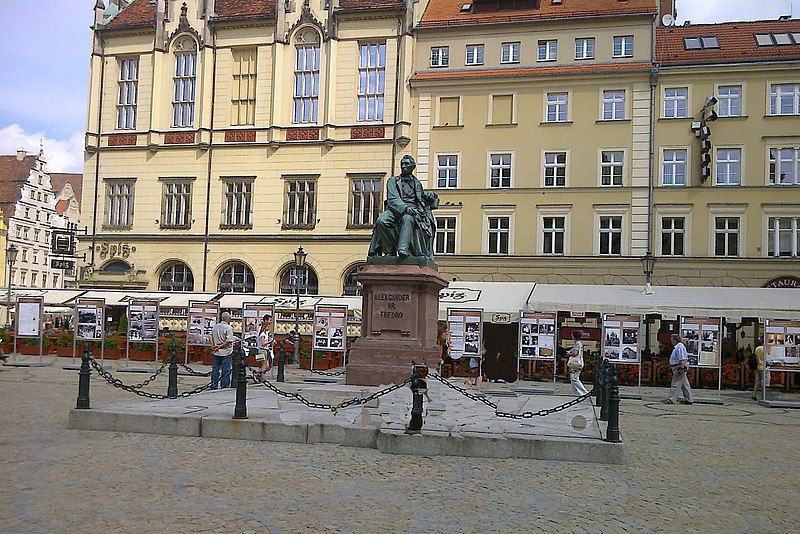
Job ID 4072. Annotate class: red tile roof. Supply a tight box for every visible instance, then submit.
[339,0,404,9]
[102,0,156,30]
[419,0,656,28]
[0,155,36,228]
[213,0,276,21]
[411,61,651,82]
[657,20,800,65]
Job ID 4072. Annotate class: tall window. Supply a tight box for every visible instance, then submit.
[161,180,192,228]
[599,216,622,255]
[662,149,687,186]
[613,35,633,57]
[545,92,568,122]
[284,176,317,228]
[465,44,484,66]
[544,152,567,187]
[435,216,457,255]
[542,217,565,255]
[769,147,800,185]
[489,153,512,188]
[769,83,800,115]
[768,217,799,257]
[349,175,382,227]
[172,37,197,127]
[601,151,624,186]
[159,262,194,291]
[663,87,688,118]
[487,217,510,255]
[717,85,741,117]
[715,148,741,186]
[501,42,520,63]
[218,262,255,293]
[358,43,385,121]
[430,46,449,67]
[661,217,685,256]
[714,217,739,256]
[231,48,257,125]
[436,154,459,188]
[104,179,135,227]
[538,40,557,61]
[294,31,320,123]
[575,38,595,59]
[116,57,138,129]
[221,178,253,228]
[602,90,626,120]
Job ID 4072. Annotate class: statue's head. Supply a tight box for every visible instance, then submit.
[400,155,416,175]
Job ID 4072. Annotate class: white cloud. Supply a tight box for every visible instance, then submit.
[0,124,84,174]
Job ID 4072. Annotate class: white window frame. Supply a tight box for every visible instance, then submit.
[613,35,633,58]
[542,150,568,188]
[716,84,742,117]
[599,149,625,187]
[769,83,800,116]
[231,47,257,126]
[544,92,569,123]
[435,211,461,255]
[601,89,626,121]
[116,57,138,130]
[575,38,595,60]
[661,148,688,186]
[283,175,318,229]
[537,40,557,62]
[594,206,628,256]
[160,178,193,229]
[435,153,460,189]
[221,177,254,228]
[768,146,800,185]
[715,147,742,186]
[104,178,135,228]
[488,152,513,188]
[709,205,746,258]
[293,36,321,124]
[483,207,514,255]
[663,87,689,118]
[537,205,571,255]
[431,46,449,68]
[172,38,197,128]
[501,42,520,64]
[348,174,383,228]
[465,44,484,66]
[656,205,692,257]
[358,42,386,122]
[763,207,800,258]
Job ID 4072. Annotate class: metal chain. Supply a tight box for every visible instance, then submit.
[310,369,346,377]
[179,362,211,377]
[89,357,228,399]
[429,372,595,419]
[247,366,410,415]
[125,362,168,389]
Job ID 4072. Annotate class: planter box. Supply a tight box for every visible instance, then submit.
[56,346,75,357]
[129,348,156,361]
[19,343,42,355]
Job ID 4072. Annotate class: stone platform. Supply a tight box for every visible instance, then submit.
[68,372,624,464]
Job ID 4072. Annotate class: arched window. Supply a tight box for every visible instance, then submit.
[101,260,130,273]
[342,264,364,296]
[218,262,255,293]
[159,262,194,292]
[279,265,319,295]
[172,36,197,127]
[293,29,320,124]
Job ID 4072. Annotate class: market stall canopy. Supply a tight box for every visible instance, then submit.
[439,282,536,322]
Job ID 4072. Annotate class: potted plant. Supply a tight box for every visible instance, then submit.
[130,341,155,361]
[101,336,122,359]
[19,336,49,355]
[55,329,74,357]
[160,336,186,362]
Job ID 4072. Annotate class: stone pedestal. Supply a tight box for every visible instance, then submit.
[346,262,447,386]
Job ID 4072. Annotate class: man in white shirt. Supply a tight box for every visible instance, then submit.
[210,312,236,389]
[662,334,693,405]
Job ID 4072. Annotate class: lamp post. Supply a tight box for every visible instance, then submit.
[292,246,307,365]
[5,244,18,330]
[641,253,656,287]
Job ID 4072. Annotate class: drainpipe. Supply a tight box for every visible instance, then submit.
[390,13,405,177]
[201,19,218,292]
[647,16,658,268]
[89,30,106,271]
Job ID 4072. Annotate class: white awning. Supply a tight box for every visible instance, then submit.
[439,282,537,321]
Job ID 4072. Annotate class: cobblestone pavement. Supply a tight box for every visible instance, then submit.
[1,361,798,533]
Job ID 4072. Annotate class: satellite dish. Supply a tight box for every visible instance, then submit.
[662,13,675,26]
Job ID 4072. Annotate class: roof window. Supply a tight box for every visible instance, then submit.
[755,32,800,46]
[683,36,719,50]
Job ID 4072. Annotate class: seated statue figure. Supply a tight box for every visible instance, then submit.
[368,155,439,260]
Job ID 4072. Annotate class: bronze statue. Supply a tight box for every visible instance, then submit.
[368,155,439,260]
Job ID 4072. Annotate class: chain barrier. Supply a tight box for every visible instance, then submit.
[429,372,594,419]
[247,365,410,415]
[124,362,168,389]
[310,369,346,377]
[179,362,211,377]
[89,357,228,399]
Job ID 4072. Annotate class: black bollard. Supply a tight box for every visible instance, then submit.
[233,344,248,419]
[600,359,610,421]
[594,356,603,407]
[230,344,240,389]
[276,340,285,383]
[605,364,622,443]
[405,362,426,434]
[76,343,91,409]
[167,339,178,399]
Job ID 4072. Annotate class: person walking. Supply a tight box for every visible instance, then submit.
[566,330,589,396]
[662,333,693,405]
[256,314,274,379]
[210,312,236,390]
[752,337,769,401]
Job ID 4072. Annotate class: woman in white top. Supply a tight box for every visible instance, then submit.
[257,315,274,378]
[567,330,589,396]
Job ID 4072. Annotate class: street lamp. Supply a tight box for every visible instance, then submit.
[641,253,656,295]
[293,246,307,365]
[5,244,18,329]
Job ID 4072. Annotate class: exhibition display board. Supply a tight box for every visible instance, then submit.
[242,303,275,353]
[126,300,160,363]
[602,314,643,393]
[447,309,484,379]
[680,316,722,368]
[764,319,800,372]
[517,310,557,386]
[185,301,220,364]
[14,296,43,363]
[313,305,348,372]
[75,298,106,363]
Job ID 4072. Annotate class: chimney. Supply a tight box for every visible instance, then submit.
[16,149,26,161]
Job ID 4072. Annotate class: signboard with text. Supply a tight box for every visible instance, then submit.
[447,308,483,360]
[518,310,557,360]
[601,314,642,364]
[680,316,722,368]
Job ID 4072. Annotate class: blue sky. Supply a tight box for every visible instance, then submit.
[0,0,795,173]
